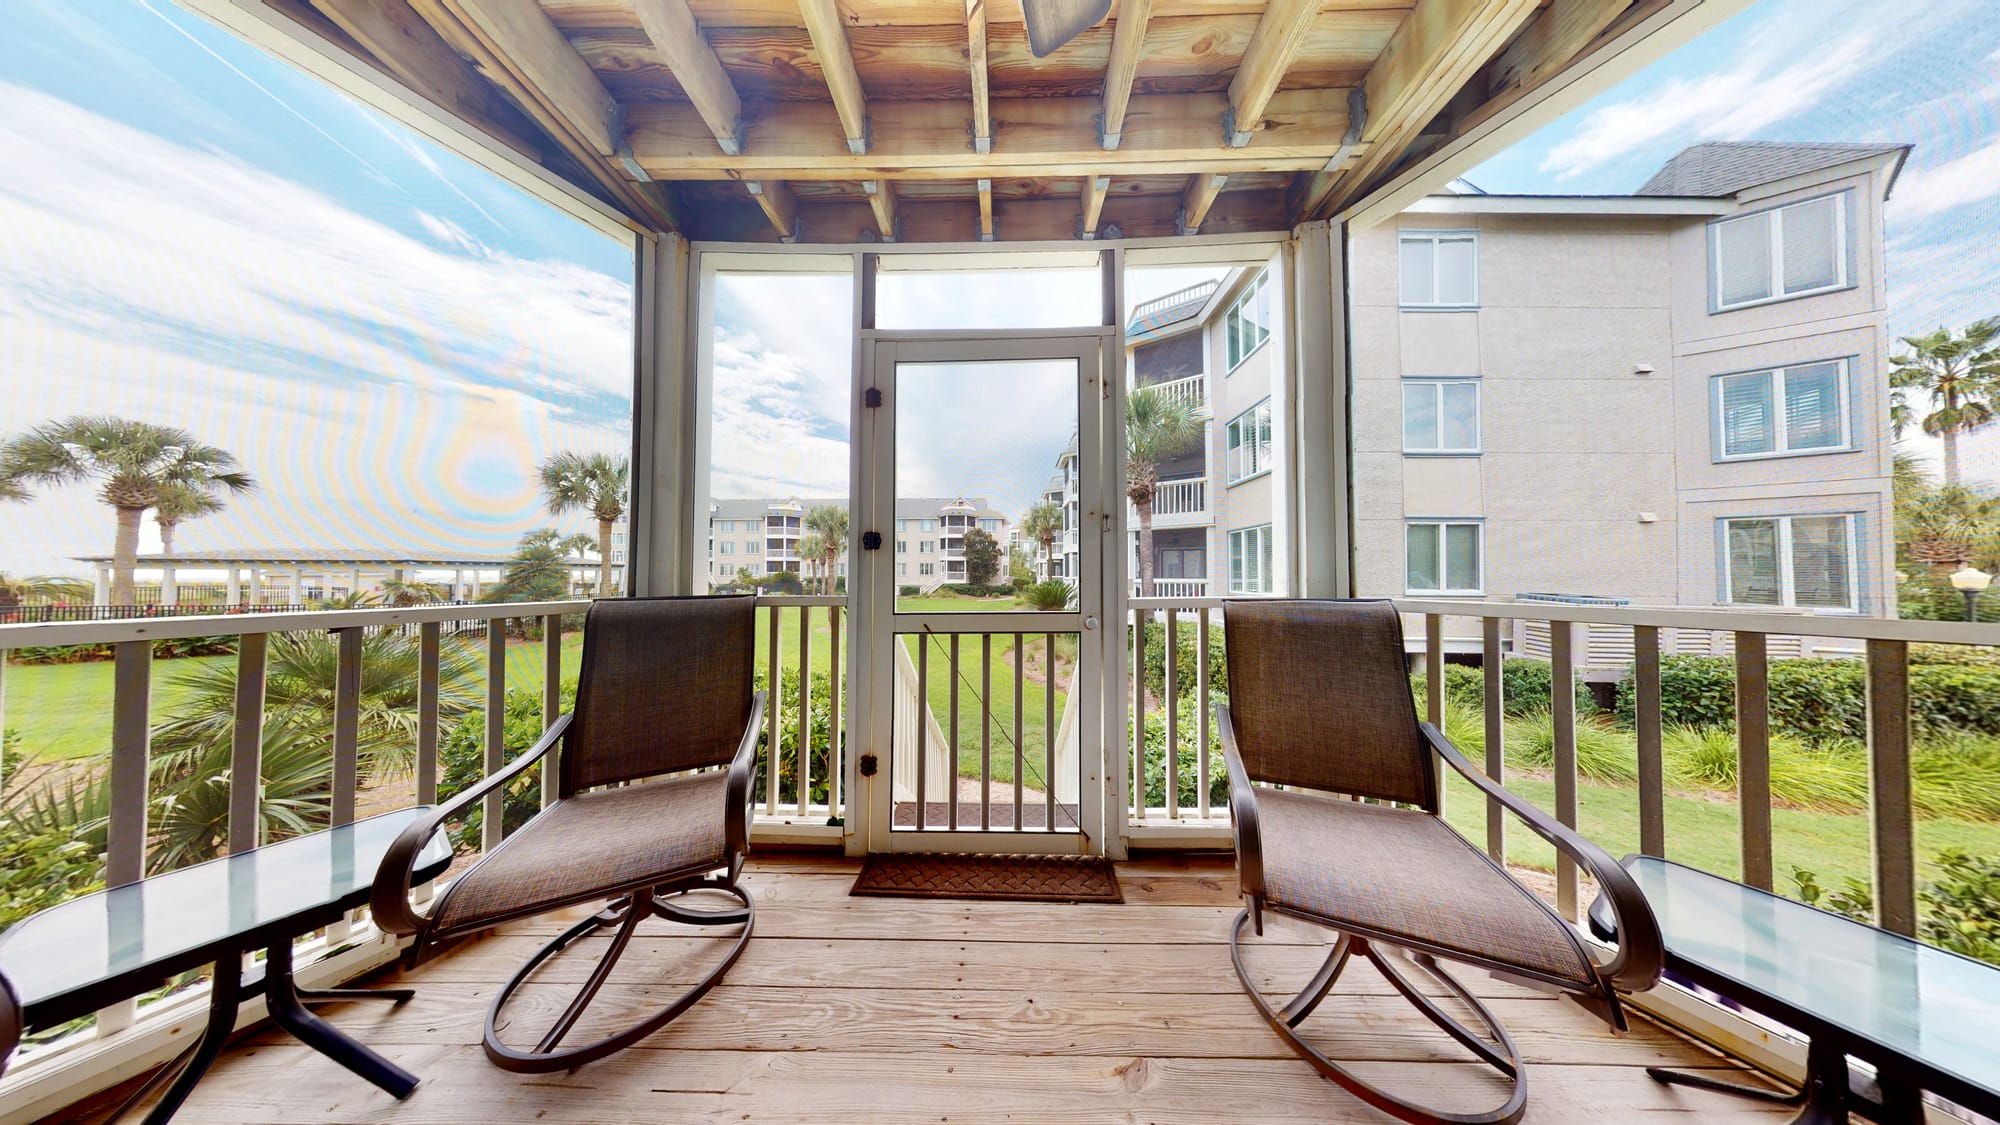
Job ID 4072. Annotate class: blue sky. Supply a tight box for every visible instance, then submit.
[3,0,1997,576]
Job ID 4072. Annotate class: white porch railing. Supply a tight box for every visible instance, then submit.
[1151,477,1206,517]
[1133,578,1207,598]
[1146,374,1207,412]
[1124,594,1996,939]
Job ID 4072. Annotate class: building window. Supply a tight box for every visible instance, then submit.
[714,520,732,533]
[746,541,759,555]
[1716,359,1849,459]
[1403,379,1480,453]
[897,562,907,576]
[1225,270,1272,369]
[1711,193,1848,311]
[1228,525,1274,594]
[979,518,1002,531]
[1159,547,1205,580]
[1226,399,1273,483]
[1406,521,1482,595]
[920,518,937,532]
[720,541,734,556]
[1399,230,1478,308]
[1722,514,1856,611]
[897,539,908,553]
[919,562,935,576]
[897,519,910,532]
[920,540,933,553]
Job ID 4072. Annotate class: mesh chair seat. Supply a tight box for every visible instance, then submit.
[432,771,728,937]
[1256,788,1597,988]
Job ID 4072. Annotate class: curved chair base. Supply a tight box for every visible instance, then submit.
[484,879,753,1074]
[1231,908,1529,1125]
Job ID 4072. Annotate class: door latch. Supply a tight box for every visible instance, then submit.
[862,531,882,550]
[864,387,883,408]
[859,754,878,777]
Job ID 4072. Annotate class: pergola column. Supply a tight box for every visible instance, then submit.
[159,565,178,606]
[246,567,262,604]
[95,565,110,604]
[225,568,242,605]
[291,566,305,603]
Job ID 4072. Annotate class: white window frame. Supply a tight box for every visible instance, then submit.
[1227,524,1274,595]
[1713,358,1853,461]
[1709,192,1851,312]
[1402,377,1482,455]
[1225,269,1272,371]
[1404,520,1484,596]
[720,541,734,556]
[1225,398,1273,484]
[1398,230,1479,310]
[1719,513,1860,612]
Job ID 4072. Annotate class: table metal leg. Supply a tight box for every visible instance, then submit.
[124,950,242,1125]
[263,939,420,1100]
[1651,1037,1874,1125]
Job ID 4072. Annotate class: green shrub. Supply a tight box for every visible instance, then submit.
[1792,849,2000,965]
[1023,580,1072,611]
[1616,656,1735,730]
[1662,726,1867,812]
[757,667,836,810]
[0,824,102,931]
[1911,663,2000,735]
[1503,711,1637,782]
[439,683,570,850]
[1138,618,1227,704]
[1412,659,1593,718]
[7,635,238,665]
[1769,659,1868,743]
[1912,734,2000,821]
[1617,654,2000,743]
[939,583,1016,598]
[898,585,921,597]
[1138,697,1228,812]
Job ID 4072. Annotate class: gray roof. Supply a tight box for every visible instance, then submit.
[73,549,524,566]
[1636,141,1909,198]
[709,496,1008,521]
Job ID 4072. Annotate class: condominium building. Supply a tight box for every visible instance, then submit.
[705,497,1010,590]
[1106,141,1905,618]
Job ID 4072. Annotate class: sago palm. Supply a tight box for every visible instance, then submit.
[0,573,94,608]
[805,505,848,595]
[1891,320,2000,485]
[0,417,253,604]
[1125,387,1203,596]
[538,451,628,598]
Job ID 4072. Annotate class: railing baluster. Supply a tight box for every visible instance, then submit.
[1481,616,1504,863]
[1132,608,1147,818]
[916,634,929,830]
[1425,613,1444,816]
[980,634,993,831]
[1045,632,1057,830]
[417,622,440,807]
[766,603,780,817]
[1014,634,1025,830]
[1635,625,1665,859]
[228,632,268,854]
[1735,631,1774,891]
[332,627,362,828]
[799,605,812,817]
[108,640,151,889]
[1197,608,1212,819]
[829,606,842,816]
[1550,620,1579,920]
[1165,607,1180,820]
[949,633,961,831]
[483,619,506,854]
[543,614,562,811]
[1866,639,1917,936]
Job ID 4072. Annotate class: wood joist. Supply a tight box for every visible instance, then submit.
[275,0,1651,242]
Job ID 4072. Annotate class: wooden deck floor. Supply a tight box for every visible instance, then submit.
[75,855,1795,1124]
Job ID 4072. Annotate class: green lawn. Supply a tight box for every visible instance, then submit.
[3,655,231,761]
[906,632,1073,789]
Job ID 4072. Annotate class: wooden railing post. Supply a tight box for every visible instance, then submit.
[1131,609,1146,818]
[1197,607,1212,819]
[331,627,362,828]
[1634,625,1666,859]
[1549,620,1579,920]
[1866,639,1917,936]
[829,606,843,816]
[228,632,268,854]
[799,605,812,816]
[543,614,562,811]
[417,622,440,807]
[1735,632,1774,891]
[1480,616,1504,863]
[1425,613,1444,816]
[483,619,507,854]
[107,640,151,889]
[1165,607,1180,819]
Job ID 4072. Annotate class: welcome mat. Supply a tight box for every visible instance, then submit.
[850,853,1123,904]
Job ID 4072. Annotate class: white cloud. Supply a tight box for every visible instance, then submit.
[0,82,633,573]
[1893,134,2000,220]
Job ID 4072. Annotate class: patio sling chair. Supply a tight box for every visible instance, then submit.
[370,595,766,1073]
[1217,599,1664,1125]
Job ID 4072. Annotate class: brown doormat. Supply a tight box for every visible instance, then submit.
[850,853,1123,904]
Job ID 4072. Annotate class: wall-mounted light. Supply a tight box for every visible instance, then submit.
[1633,363,1656,375]
[1637,512,1658,524]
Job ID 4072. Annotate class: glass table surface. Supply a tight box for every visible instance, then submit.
[1625,856,2000,1096]
[0,808,450,1013]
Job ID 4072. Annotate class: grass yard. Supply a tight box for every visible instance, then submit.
[3,655,230,761]
[905,631,1075,790]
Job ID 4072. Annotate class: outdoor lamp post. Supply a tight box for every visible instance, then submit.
[1950,566,1991,622]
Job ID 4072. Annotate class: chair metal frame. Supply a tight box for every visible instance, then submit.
[1217,599,1664,1125]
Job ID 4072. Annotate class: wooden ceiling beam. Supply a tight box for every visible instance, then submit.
[1483,0,1631,104]
[1098,0,1152,150]
[797,0,871,154]
[1299,0,1541,219]
[626,89,1358,181]
[745,180,801,240]
[1179,172,1226,233]
[864,180,899,239]
[967,0,992,154]
[1224,0,1321,146]
[631,0,745,154]
[976,178,995,240]
[1081,175,1110,238]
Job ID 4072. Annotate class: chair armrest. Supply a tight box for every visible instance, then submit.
[725,692,768,859]
[1214,703,1264,900]
[0,970,19,1078]
[369,712,572,936]
[1420,723,1663,992]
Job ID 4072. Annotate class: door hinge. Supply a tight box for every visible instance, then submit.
[864,387,883,408]
[862,531,883,550]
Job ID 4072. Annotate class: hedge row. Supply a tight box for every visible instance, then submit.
[1613,655,2000,743]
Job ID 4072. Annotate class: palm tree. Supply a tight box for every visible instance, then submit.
[0,417,254,604]
[805,505,848,595]
[378,578,447,607]
[1891,320,2000,485]
[1021,501,1064,578]
[485,529,592,603]
[797,532,826,595]
[0,573,94,609]
[1125,386,1203,596]
[153,482,226,555]
[1895,452,2000,572]
[538,451,628,598]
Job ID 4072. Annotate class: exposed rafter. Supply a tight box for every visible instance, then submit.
[1098,0,1152,150]
[1224,0,1321,146]
[1179,172,1226,234]
[745,181,800,241]
[1080,175,1110,238]
[630,0,744,155]
[797,0,870,155]
[976,178,995,240]
[626,90,1359,182]
[1300,0,1542,219]
[864,179,898,240]
[1486,0,1630,100]
[966,0,992,154]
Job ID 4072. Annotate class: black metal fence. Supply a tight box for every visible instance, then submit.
[0,603,314,624]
